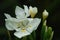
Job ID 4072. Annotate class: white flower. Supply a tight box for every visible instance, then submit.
[14,18,41,38]
[4,5,41,38]
[5,13,41,38]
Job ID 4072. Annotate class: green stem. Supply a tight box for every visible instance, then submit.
[7,30,11,40]
[33,31,36,40]
[29,34,33,40]
[21,37,27,40]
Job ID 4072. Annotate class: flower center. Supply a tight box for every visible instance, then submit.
[17,19,29,28]
[21,28,26,32]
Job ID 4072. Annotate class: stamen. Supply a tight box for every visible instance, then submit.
[21,28,26,32]
[29,25,32,28]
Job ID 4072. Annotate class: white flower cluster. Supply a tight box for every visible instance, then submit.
[4,5,41,38]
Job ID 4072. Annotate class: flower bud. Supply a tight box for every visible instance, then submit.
[43,10,49,20]
[29,6,38,18]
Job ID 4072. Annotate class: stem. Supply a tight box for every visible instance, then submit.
[33,31,36,40]
[7,30,11,40]
[21,37,27,40]
[29,34,33,40]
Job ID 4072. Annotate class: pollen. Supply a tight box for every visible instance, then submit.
[21,28,26,32]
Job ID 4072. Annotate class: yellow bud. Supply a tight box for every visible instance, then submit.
[29,6,38,18]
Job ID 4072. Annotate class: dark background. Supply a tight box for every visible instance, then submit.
[0,0,60,40]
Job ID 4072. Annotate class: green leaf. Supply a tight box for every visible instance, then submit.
[49,31,54,40]
[46,27,53,40]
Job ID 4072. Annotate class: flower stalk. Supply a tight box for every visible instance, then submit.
[7,30,11,40]
[41,10,54,40]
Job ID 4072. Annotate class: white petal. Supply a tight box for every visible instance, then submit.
[4,13,19,30]
[15,6,26,19]
[6,18,21,22]
[4,13,11,18]
[5,20,15,30]
[31,18,41,30]
[27,18,41,33]
[27,18,33,22]
[4,13,20,22]
[26,25,34,33]
[5,18,21,31]
[23,5,30,17]
[14,30,30,38]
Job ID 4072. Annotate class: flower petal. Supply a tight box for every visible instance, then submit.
[32,18,41,30]
[27,18,33,22]
[5,18,21,31]
[4,13,12,18]
[27,18,41,33]
[15,6,26,19]
[14,30,30,38]
[4,13,20,30]
[24,5,30,17]
[5,20,15,30]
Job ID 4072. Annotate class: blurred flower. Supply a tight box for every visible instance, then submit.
[42,10,49,20]
[4,5,41,38]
